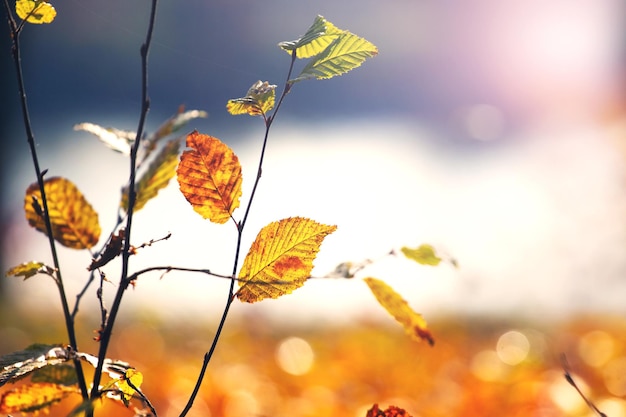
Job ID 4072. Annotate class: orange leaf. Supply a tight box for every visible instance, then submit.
[237,217,337,303]
[366,404,414,417]
[24,177,101,249]
[176,131,242,224]
[0,382,78,414]
[363,277,434,346]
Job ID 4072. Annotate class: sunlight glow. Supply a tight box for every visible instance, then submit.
[275,337,315,376]
[496,330,530,366]
[578,330,615,368]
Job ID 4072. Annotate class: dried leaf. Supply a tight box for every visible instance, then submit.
[5,261,54,280]
[237,217,337,303]
[400,244,442,266]
[366,404,414,417]
[177,131,242,224]
[227,81,277,116]
[121,138,181,212]
[24,177,101,249]
[88,230,125,271]
[0,383,78,414]
[363,277,434,346]
[15,0,56,24]
[31,365,78,386]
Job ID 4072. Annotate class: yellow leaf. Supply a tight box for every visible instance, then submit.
[115,369,143,403]
[24,177,101,249]
[363,277,434,346]
[400,244,442,266]
[237,217,337,303]
[121,138,181,212]
[15,0,56,24]
[177,131,242,223]
[226,80,276,116]
[0,382,77,414]
[5,261,54,280]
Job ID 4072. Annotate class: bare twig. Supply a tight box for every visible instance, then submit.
[561,354,607,417]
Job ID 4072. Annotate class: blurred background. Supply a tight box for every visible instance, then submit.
[1,0,626,416]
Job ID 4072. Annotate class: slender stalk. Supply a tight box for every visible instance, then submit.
[88,0,158,411]
[179,49,298,417]
[2,0,89,400]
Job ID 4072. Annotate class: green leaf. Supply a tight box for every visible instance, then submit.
[278,15,344,59]
[0,344,70,387]
[5,261,54,280]
[400,244,442,266]
[121,137,182,212]
[289,31,378,83]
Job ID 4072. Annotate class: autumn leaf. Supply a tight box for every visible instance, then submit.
[31,365,77,386]
[121,138,181,212]
[177,131,242,224]
[400,244,442,266]
[117,369,143,404]
[15,0,56,24]
[227,80,277,116]
[0,383,78,414]
[5,261,54,280]
[237,217,337,303]
[24,177,101,249]
[278,15,344,59]
[289,30,378,83]
[363,277,434,346]
[366,404,414,417]
[88,230,125,271]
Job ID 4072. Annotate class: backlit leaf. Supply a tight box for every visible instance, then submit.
[177,131,242,224]
[144,107,208,159]
[0,344,70,387]
[278,15,344,59]
[400,244,442,266]
[363,277,434,346]
[74,122,135,155]
[15,0,56,24]
[237,217,337,303]
[290,31,378,83]
[24,177,101,249]
[121,138,181,212]
[5,261,54,280]
[366,403,414,417]
[0,383,78,414]
[227,80,276,116]
[116,369,143,404]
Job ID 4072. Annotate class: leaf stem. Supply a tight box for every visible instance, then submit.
[2,0,89,400]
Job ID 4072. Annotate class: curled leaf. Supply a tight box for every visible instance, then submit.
[363,277,434,346]
[237,217,337,303]
[24,177,101,249]
[366,404,414,417]
[227,80,276,116]
[177,131,242,223]
[15,0,56,24]
[88,230,125,271]
[0,344,70,387]
[144,107,208,158]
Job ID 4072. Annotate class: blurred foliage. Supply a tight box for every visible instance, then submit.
[1,311,624,416]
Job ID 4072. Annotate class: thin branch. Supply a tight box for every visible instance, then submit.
[561,354,607,417]
[89,0,158,407]
[3,0,89,400]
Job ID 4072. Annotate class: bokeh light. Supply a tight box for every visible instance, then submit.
[275,337,315,376]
